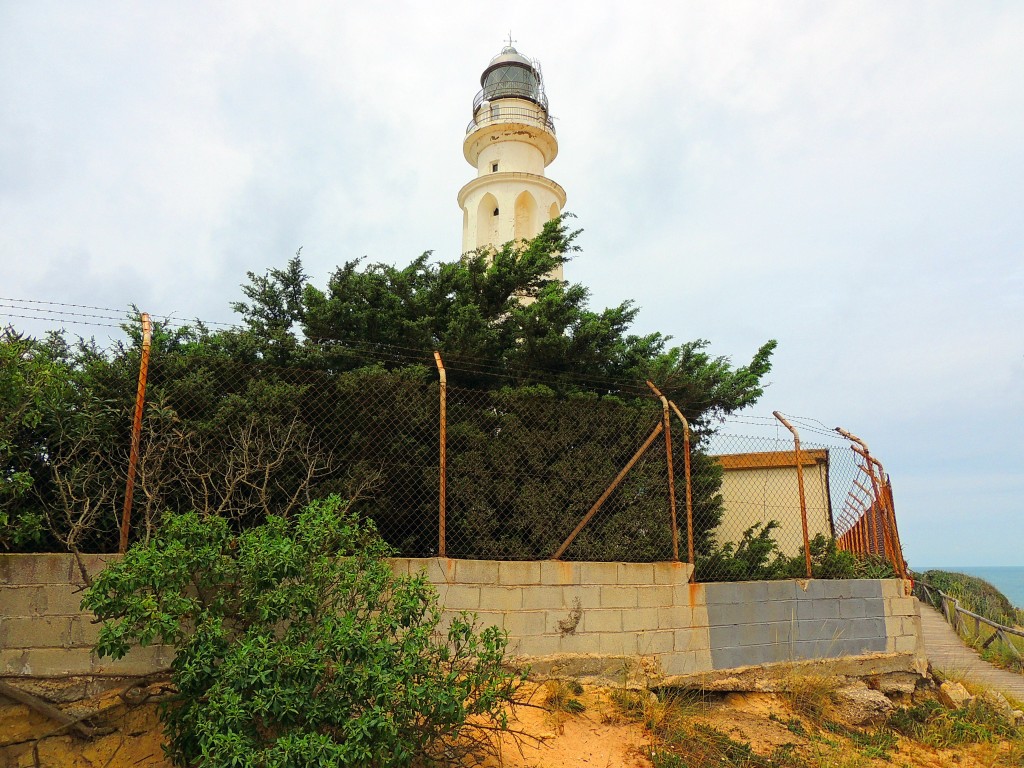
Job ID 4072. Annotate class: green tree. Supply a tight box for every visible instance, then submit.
[83,495,523,767]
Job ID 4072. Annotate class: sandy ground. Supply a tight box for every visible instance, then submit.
[2,679,1023,768]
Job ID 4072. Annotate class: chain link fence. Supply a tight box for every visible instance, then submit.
[2,328,906,581]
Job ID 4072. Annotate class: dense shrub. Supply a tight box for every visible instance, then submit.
[83,495,523,767]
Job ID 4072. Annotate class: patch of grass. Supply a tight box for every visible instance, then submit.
[783,673,840,726]
[919,569,1021,626]
[888,697,1021,749]
[652,722,810,768]
[543,679,586,715]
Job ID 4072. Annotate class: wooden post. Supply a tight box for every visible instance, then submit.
[119,312,151,554]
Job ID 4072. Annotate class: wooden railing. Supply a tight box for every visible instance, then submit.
[915,580,1024,662]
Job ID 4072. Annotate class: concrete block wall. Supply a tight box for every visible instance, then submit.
[0,554,174,677]
[392,558,708,676]
[701,578,921,671]
[1,555,921,683]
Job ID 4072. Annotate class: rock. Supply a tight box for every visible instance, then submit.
[831,682,895,726]
[938,681,973,710]
[870,671,919,696]
[1012,710,1024,727]
[979,690,1014,719]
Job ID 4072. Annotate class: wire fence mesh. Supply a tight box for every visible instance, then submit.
[1,311,906,581]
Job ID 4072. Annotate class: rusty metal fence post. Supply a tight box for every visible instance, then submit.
[773,411,812,578]
[667,400,695,571]
[433,351,447,558]
[119,312,152,554]
[646,382,679,562]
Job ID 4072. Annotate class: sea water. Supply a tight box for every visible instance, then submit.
[918,566,1024,610]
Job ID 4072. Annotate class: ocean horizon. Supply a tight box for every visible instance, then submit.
[915,566,1024,610]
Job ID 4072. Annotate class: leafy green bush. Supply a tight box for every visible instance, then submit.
[919,569,1021,626]
[83,495,523,767]
[697,524,896,582]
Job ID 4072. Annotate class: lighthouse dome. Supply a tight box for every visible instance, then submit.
[479,46,546,108]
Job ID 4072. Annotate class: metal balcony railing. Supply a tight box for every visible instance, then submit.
[466,106,556,136]
[472,84,549,113]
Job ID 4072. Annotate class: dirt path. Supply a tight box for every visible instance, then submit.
[920,603,1024,700]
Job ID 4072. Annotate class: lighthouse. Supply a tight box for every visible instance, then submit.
[457,44,566,280]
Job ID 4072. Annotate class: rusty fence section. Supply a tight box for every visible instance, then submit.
[2,333,907,580]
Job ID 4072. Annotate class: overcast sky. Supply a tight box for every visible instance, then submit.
[2,2,1021,567]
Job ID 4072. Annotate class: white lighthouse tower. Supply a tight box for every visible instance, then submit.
[457,43,566,279]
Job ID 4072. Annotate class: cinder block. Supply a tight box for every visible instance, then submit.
[861,598,885,618]
[805,580,829,599]
[762,601,797,623]
[498,561,541,586]
[674,628,710,652]
[796,618,845,642]
[766,622,792,644]
[598,632,628,655]
[522,588,567,610]
[600,586,637,609]
[617,563,654,584]
[733,581,770,603]
[658,605,692,630]
[839,599,868,619]
[739,623,770,647]
[478,587,522,611]
[540,560,581,586]
[559,633,597,655]
[796,600,814,620]
[69,615,103,646]
[902,616,919,636]
[702,582,737,605]
[50,586,91,615]
[847,580,879,598]
[811,600,841,620]
[653,561,692,584]
[580,562,619,585]
[581,610,622,634]
[454,560,499,585]
[0,586,47,617]
[0,554,74,586]
[514,634,560,657]
[387,558,412,577]
[673,583,703,607]
[879,579,903,598]
[0,617,74,649]
[634,630,674,655]
[662,649,712,675]
[568,586,603,609]
[846,617,886,639]
[93,644,175,676]
[470,611,506,631]
[1,648,94,676]
[416,558,456,585]
[437,585,480,611]
[690,604,710,628]
[888,597,917,617]
[894,634,917,653]
[503,611,547,637]
[637,585,674,608]
[708,625,734,650]
[622,607,660,632]
[767,581,797,601]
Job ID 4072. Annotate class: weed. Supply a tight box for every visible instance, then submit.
[888,697,1020,749]
[784,673,839,726]
[543,679,586,715]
